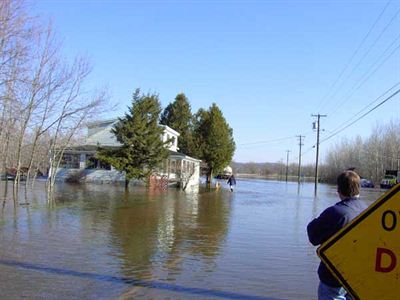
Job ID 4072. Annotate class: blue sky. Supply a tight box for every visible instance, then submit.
[34,0,400,164]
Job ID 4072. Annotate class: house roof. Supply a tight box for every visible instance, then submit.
[86,118,117,128]
[85,125,121,147]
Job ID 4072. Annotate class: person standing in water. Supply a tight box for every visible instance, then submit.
[307,170,367,300]
[227,174,236,191]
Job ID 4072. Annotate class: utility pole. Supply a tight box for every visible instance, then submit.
[312,114,327,195]
[285,150,291,182]
[296,135,305,183]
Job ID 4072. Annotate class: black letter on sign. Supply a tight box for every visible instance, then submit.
[381,210,396,231]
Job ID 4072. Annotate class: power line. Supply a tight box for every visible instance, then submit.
[238,129,315,148]
[320,87,400,144]
[327,81,400,138]
[316,0,392,113]
[293,145,314,162]
[328,34,400,117]
[323,5,400,112]
[291,137,399,167]
[238,136,294,147]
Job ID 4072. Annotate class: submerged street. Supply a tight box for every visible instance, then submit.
[0,180,382,299]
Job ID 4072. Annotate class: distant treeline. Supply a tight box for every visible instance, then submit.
[233,120,399,184]
[231,161,315,179]
[321,120,399,184]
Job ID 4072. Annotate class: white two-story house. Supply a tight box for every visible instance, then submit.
[54,119,201,189]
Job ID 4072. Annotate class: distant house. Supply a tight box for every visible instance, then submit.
[53,119,201,189]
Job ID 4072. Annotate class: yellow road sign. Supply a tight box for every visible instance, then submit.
[318,184,400,300]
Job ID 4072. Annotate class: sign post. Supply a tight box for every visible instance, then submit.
[318,184,400,300]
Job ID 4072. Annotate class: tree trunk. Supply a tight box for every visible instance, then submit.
[31,166,39,188]
[25,129,41,187]
[125,178,129,189]
[1,128,11,183]
[206,168,213,187]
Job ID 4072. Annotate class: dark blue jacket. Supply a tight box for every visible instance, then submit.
[307,197,367,287]
[227,176,236,185]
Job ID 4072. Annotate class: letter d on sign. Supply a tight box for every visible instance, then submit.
[375,247,397,273]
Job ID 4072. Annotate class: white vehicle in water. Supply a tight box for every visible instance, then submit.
[215,166,233,179]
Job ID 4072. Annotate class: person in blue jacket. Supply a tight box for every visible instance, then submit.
[307,170,367,300]
[227,174,236,191]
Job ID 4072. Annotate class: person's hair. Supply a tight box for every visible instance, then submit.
[337,171,360,197]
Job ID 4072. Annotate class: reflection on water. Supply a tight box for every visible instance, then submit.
[0,180,383,299]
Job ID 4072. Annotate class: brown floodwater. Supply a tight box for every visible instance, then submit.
[0,179,383,300]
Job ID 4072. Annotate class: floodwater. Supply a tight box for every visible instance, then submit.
[0,179,383,300]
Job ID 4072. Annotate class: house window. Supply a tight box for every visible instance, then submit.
[85,154,111,170]
[182,161,186,174]
[170,160,176,174]
[60,153,80,169]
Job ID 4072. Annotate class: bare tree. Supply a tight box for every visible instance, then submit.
[322,120,400,184]
[47,87,108,196]
[0,0,33,176]
[0,0,110,198]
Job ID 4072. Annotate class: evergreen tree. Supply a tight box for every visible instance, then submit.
[97,89,169,188]
[160,93,194,155]
[193,103,235,183]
